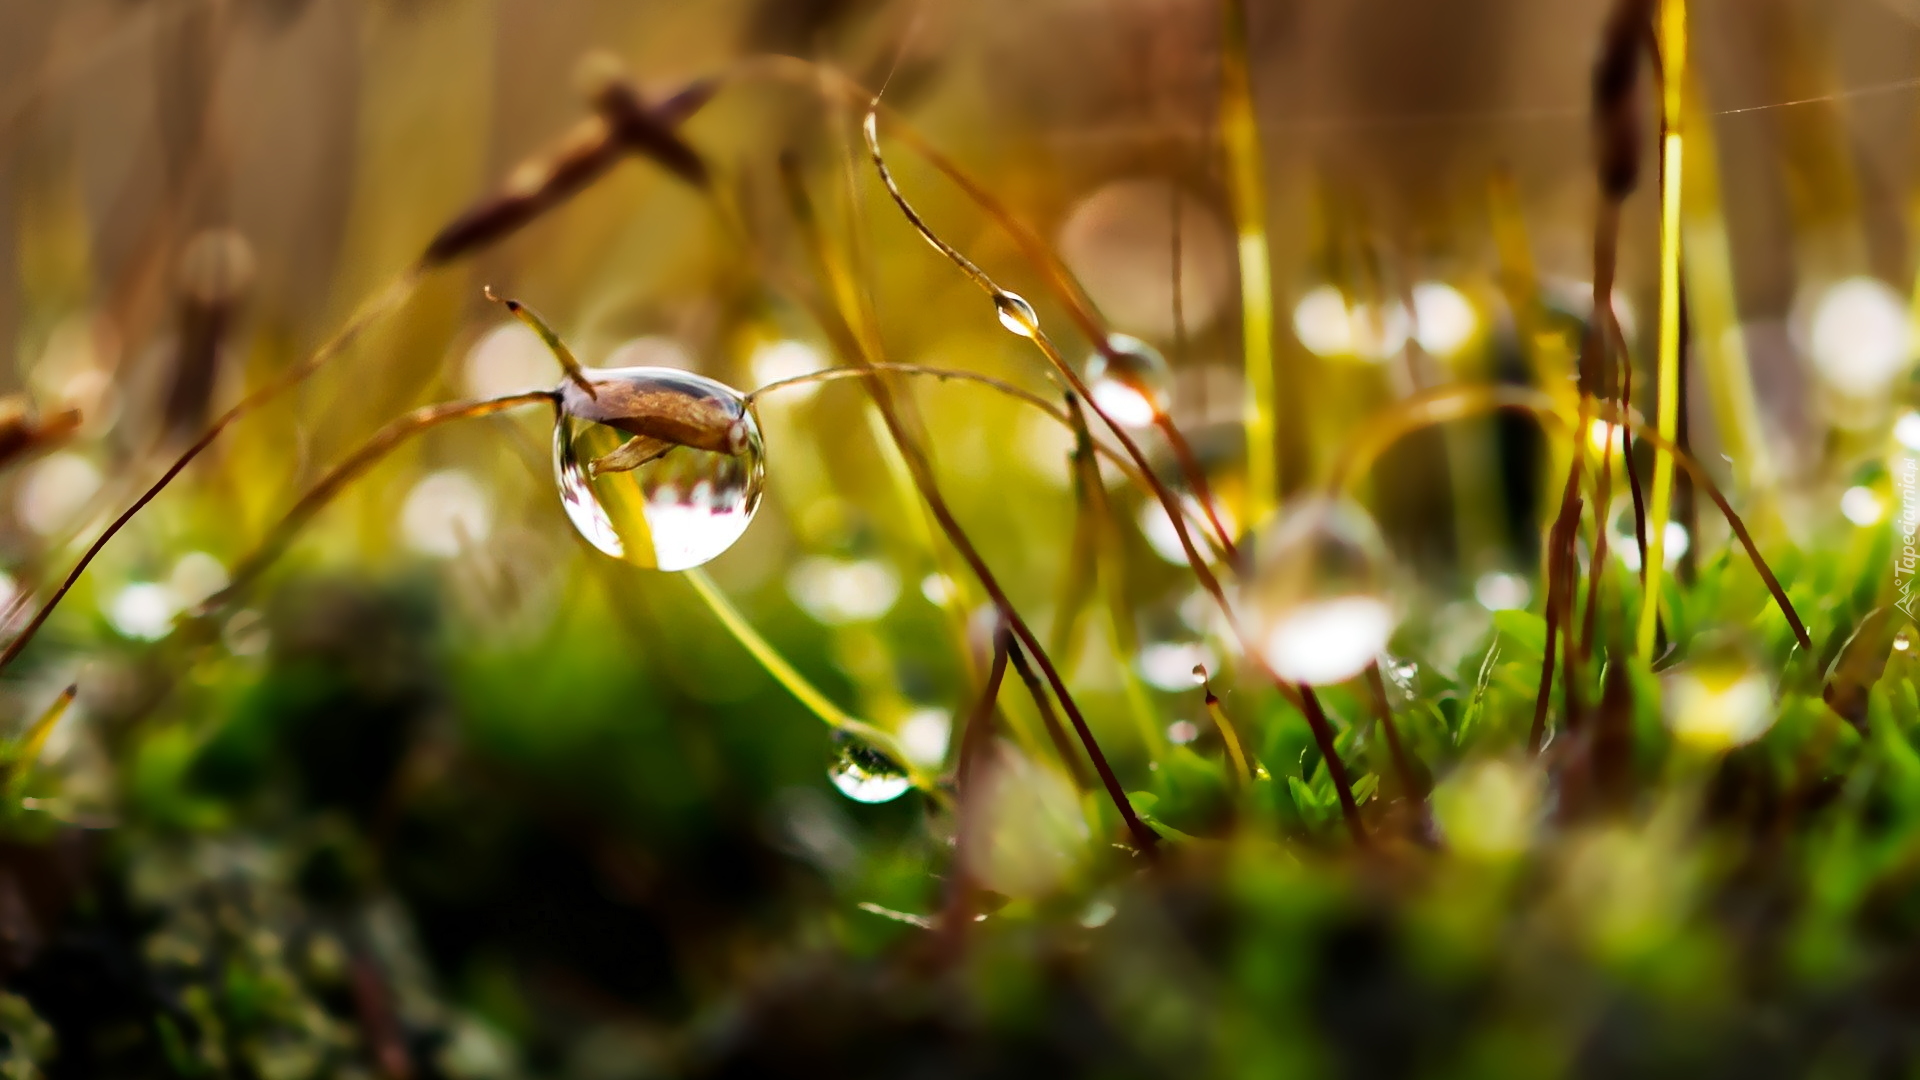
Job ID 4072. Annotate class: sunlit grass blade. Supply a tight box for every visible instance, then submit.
[6,683,76,801]
[1221,0,1279,521]
[1640,0,1688,657]
[683,567,920,784]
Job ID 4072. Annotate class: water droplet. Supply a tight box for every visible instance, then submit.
[1897,630,1913,653]
[552,367,765,571]
[994,291,1041,338]
[1662,636,1774,751]
[1085,334,1171,428]
[828,733,913,804]
[1246,498,1397,686]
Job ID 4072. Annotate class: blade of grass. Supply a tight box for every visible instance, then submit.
[1221,0,1279,521]
[1640,0,1688,656]
[6,684,76,801]
[683,567,920,783]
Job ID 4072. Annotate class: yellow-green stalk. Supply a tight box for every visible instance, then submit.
[1221,0,1279,522]
[684,568,923,785]
[1640,0,1687,657]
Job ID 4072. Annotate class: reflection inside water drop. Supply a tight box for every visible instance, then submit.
[1085,334,1171,428]
[1247,498,1397,686]
[828,733,913,804]
[995,291,1040,338]
[552,367,765,571]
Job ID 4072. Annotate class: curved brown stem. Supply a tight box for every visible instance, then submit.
[1367,661,1428,803]
[860,101,1236,575]
[940,624,1013,954]
[204,391,558,611]
[861,106,1373,839]
[1299,685,1369,846]
[1158,416,1240,563]
[0,273,423,676]
[780,153,1157,855]
[1327,384,1811,652]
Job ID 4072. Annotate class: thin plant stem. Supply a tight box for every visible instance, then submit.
[941,625,1012,950]
[485,288,595,398]
[1361,663,1426,811]
[787,150,1157,854]
[1299,685,1368,845]
[1618,316,1651,578]
[1062,394,1166,758]
[1325,384,1811,651]
[1640,0,1688,656]
[684,567,923,786]
[1220,0,1280,520]
[957,627,1013,797]
[865,103,1368,842]
[755,365,1230,563]
[1198,667,1255,786]
[1533,458,1584,755]
[204,390,558,609]
[0,69,724,678]
[7,683,76,799]
[1005,637,1094,793]
[1158,417,1240,562]
[0,272,423,677]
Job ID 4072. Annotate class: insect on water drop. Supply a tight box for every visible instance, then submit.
[552,367,765,570]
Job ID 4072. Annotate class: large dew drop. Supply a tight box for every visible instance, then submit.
[828,733,913,804]
[552,367,765,571]
[1246,497,1396,686]
[1085,333,1172,428]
